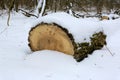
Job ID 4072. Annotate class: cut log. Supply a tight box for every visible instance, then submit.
[28,12,107,62]
[101,16,109,20]
[28,23,74,55]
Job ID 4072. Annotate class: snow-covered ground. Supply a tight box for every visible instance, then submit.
[0,12,120,80]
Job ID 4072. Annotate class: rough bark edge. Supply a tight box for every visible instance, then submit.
[73,31,107,62]
[28,22,75,52]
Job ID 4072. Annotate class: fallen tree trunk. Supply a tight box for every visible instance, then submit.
[28,12,107,62]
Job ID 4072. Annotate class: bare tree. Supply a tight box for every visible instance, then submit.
[7,0,15,26]
[35,0,46,17]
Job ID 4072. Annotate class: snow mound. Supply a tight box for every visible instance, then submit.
[28,12,102,43]
[25,50,77,69]
[25,50,76,65]
[1,12,120,80]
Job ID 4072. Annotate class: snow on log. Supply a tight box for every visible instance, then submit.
[28,12,106,61]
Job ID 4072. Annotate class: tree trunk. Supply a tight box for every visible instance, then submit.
[35,0,46,17]
[7,0,15,26]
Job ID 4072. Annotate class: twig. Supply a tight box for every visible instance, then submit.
[105,45,114,56]
[19,9,38,18]
[0,27,9,35]
[7,11,11,26]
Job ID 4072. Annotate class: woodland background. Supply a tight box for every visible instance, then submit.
[0,0,120,14]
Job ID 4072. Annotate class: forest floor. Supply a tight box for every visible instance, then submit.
[0,11,120,80]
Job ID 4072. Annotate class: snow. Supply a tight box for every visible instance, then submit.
[0,12,120,80]
[28,12,102,42]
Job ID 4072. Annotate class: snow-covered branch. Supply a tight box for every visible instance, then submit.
[35,0,46,17]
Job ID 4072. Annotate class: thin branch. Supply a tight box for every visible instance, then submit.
[105,45,114,56]
[0,27,9,35]
[19,9,38,18]
[39,0,46,16]
[7,0,15,26]
[7,11,11,26]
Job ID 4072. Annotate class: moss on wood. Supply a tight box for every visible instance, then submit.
[73,31,107,62]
